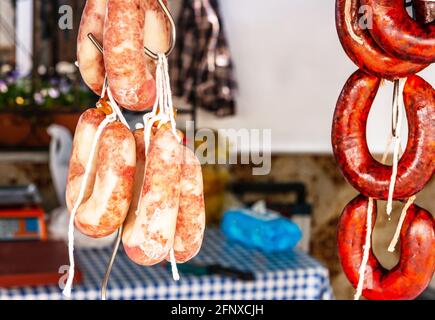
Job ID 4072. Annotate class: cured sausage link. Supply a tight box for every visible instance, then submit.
[66,108,106,213]
[335,0,427,79]
[169,146,206,263]
[122,125,182,266]
[331,70,435,200]
[74,121,136,237]
[104,0,170,111]
[77,0,107,95]
[66,109,136,238]
[337,194,435,300]
[360,0,435,64]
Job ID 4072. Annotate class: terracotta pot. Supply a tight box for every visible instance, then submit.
[0,113,32,146]
[0,112,81,148]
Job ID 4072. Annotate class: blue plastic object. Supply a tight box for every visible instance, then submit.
[221,207,303,253]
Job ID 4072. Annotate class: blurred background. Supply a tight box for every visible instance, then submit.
[0,0,433,300]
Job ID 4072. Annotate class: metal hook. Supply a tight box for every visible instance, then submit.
[391,80,400,137]
[101,226,123,300]
[87,0,176,60]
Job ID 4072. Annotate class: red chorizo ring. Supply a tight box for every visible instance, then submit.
[77,0,107,95]
[122,124,182,266]
[413,0,435,24]
[103,0,170,111]
[166,146,206,263]
[66,108,136,238]
[360,0,435,64]
[336,0,427,80]
[332,70,435,200]
[337,194,435,300]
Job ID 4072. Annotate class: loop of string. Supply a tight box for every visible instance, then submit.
[135,53,180,281]
[385,79,406,216]
[63,112,116,298]
[388,195,416,252]
[63,76,129,298]
[354,197,374,301]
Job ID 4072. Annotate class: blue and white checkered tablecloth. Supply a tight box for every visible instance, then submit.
[0,228,333,300]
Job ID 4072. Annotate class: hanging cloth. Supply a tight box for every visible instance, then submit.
[170,0,237,117]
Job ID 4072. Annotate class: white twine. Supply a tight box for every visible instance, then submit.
[63,112,116,298]
[63,76,130,297]
[385,79,406,216]
[388,195,416,252]
[133,54,180,281]
[354,197,374,300]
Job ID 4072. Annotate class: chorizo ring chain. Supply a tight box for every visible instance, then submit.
[360,0,435,64]
[335,0,428,80]
[338,194,435,300]
[332,69,435,200]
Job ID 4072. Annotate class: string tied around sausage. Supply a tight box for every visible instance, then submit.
[384,78,406,217]
[354,197,374,301]
[63,79,130,298]
[135,53,181,281]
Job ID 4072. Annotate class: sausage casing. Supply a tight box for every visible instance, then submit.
[338,194,435,300]
[77,0,107,95]
[122,125,182,265]
[332,70,435,200]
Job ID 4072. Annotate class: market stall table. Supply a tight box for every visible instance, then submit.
[0,228,333,300]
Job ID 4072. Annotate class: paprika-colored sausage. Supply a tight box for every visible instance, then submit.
[360,0,435,64]
[77,0,107,95]
[336,0,427,79]
[331,70,435,200]
[337,194,435,300]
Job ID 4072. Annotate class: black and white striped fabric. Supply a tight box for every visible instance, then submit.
[0,228,333,300]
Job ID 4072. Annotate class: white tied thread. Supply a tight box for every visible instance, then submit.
[63,78,130,298]
[385,79,406,216]
[354,197,374,301]
[388,196,416,252]
[137,53,180,281]
[63,113,116,298]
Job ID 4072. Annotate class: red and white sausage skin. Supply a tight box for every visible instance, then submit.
[335,0,427,80]
[66,109,136,238]
[360,0,435,64]
[77,0,107,95]
[167,146,205,264]
[332,70,435,200]
[122,125,182,266]
[103,0,170,111]
[337,195,435,300]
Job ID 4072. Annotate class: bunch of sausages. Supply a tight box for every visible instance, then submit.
[66,0,206,266]
[333,0,434,299]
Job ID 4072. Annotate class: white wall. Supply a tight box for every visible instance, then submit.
[15,0,33,75]
[0,1,14,47]
[192,0,434,154]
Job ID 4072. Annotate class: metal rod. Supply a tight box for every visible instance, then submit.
[392,80,400,137]
[86,0,178,300]
[101,225,123,300]
[87,0,176,60]
[144,0,177,59]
